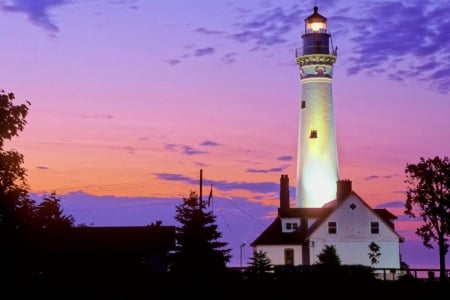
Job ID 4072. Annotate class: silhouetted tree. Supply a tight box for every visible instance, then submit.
[368,242,381,267]
[34,192,75,230]
[316,244,341,267]
[148,220,163,227]
[0,89,31,285]
[247,250,273,276]
[169,190,231,273]
[0,90,76,288]
[404,156,450,281]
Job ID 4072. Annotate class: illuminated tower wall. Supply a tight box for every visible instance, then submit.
[295,6,339,208]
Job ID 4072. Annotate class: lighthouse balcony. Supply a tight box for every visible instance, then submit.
[295,53,337,67]
[296,47,337,57]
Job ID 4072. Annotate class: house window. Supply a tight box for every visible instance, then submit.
[328,221,337,234]
[371,222,379,234]
[286,222,299,231]
[284,248,294,266]
[310,130,318,139]
[301,101,306,109]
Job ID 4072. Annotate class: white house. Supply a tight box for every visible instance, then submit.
[251,175,404,273]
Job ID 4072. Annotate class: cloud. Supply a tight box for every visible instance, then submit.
[164,143,178,151]
[374,201,404,209]
[166,46,215,65]
[246,167,283,173]
[277,155,293,162]
[193,47,215,57]
[218,1,450,93]
[194,27,225,36]
[229,5,304,49]
[154,173,195,184]
[36,166,49,170]
[200,140,220,147]
[335,1,450,93]
[221,52,237,64]
[154,172,281,194]
[1,0,70,33]
[163,143,207,155]
[120,146,135,154]
[363,174,399,181]
[166,59,181,66]
[81,114,113,120]
[182,145,206,155]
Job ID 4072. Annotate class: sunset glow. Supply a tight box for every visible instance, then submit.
[1,0,449,268]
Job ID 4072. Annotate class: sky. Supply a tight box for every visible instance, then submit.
[1,0,449,269]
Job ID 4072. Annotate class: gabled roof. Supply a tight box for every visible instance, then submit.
[307,191,404,241]
[251,190,404,247]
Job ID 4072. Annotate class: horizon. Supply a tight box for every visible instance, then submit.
[2,0,449,269]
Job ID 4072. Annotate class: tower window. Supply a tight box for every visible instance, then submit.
[371,222,379,234]
[328,221,337,234]
[301,101,306,109]
[310,130,318,139]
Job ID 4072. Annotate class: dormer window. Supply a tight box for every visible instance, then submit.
[286,222,299,231]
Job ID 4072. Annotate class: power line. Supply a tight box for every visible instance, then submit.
[33,170,199,195]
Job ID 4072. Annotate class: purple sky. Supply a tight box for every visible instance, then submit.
[1,0,449,268]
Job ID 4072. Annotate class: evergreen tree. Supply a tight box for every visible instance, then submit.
[169,190,231,273]
[247,250,273,275]
[316,244,341,267]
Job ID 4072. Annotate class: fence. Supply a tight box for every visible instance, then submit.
[229,266,450,281]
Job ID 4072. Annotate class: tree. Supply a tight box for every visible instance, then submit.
[0,89,76,287]
[316,244,341,267]
[404,156,450,281]
[247,250,273,276]
[0,89,32,285]
[368,242,381,267]
[34,192,75,230]
[0,90,32,230]
[169,190,231,273]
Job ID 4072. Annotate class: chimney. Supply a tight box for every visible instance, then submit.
[336,179,352,202]
[280,174,290,211]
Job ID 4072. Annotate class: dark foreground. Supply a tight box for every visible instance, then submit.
[10,270,450,300]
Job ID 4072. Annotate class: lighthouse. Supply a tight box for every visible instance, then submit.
[295,6,339,208]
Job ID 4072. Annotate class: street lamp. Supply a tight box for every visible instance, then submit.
[240,242,246,269]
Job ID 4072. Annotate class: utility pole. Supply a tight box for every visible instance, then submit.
[240,242,246,269]
[199,168,203,207]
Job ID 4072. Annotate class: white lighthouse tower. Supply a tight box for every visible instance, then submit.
[295,6,339,208]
